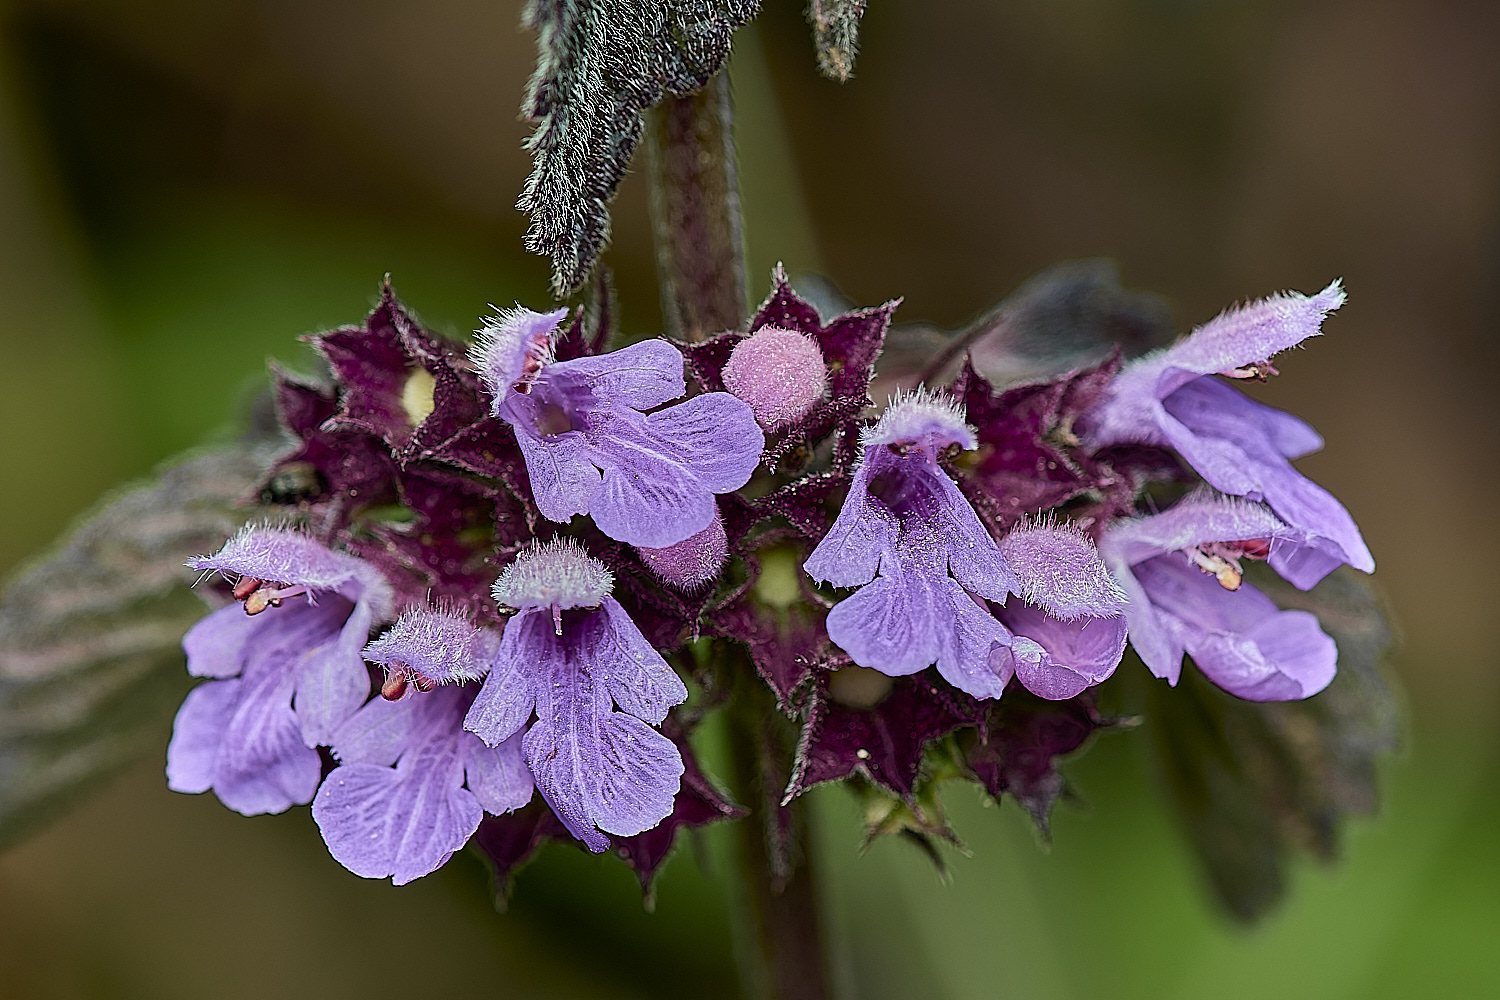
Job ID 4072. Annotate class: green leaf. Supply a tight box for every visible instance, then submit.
[1146,566,1399,921]
[518,0,760,295]
[0,442,275,846]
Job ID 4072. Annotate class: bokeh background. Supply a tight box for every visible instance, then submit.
[2,0,1498,997]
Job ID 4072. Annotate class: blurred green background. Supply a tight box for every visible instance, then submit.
[1,1,1497,997]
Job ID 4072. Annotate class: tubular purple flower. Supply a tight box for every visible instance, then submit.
[1100,494,1338,701]
[804,391,1030,698]
[363,605,499,700]
[166,527,392,816]
[804,392,1188,703]
[995,523,1129,700]
[463,539,688,852]
[313,683,532,885]
[471,307,765,548]
[1081,282,1373,586]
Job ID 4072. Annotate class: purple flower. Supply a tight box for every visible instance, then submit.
[1101,494,1338,701]
[786,672,985,801]
[463,539,688,852]
[995,523,1128,701]
[362,604,499,700]
[313,683,533,885]
[472,307,764,548]
[805,393,1129,701]
[166,527,392,815]
[803,391,1019,698]
[1081,282,1372,586]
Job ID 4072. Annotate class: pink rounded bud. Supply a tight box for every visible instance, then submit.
[636,510,729,592]
[722,326,828,431]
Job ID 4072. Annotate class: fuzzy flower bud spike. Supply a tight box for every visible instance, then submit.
[806,391,1131,701]
[472,307,764,549]
[167,527,392,815]
[636,506,730,592]
[1081,282,1372,586]
[463,539,688,851]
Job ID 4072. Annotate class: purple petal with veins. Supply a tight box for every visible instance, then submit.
[1082,282,1371,579]
[806,391,1022,699]
[997,603,1127,701]
[168,529,392,814]
[1101,496,1339,699]
[314,684,531,885]
[474,308,763,548]
[464,542,687,850]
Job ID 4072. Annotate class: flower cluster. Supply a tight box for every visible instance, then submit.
[167,272,1371,886]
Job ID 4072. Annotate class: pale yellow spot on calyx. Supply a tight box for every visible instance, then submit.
[828,666,894,709]
[753,545,803,609]
[402,368,437,425]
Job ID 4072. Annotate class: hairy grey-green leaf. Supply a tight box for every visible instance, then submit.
[0,443,275,846]
[807,0,868,82]
[1146,567,1399,922]
[518,0,760,296]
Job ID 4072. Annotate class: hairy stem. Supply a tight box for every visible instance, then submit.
[645,73,748,340]
[724,671,833,1000]
[647,69,830,998]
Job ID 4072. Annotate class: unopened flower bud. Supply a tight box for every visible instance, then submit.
[636,510,728,592]
[722,326,828,431]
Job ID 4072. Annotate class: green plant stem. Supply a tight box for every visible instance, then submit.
[724,671,833,1000]
[644,74,748,341]
[645,73,831,997]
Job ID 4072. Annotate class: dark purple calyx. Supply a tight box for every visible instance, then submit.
[784,671,985,801]
[343,466,524,623]
[312,280,490,464]
[703,526,845,712]
[950,355,1132,535]
[266,369,400,530]
[961,692,1124,837]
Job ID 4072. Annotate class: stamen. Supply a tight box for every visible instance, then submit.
[232,576,263,601]
[241,583,309,615]
[1184,538,1274,591]
[1236,538,1272,560]
[512,330,554,394]
[552,604,564,637]
[380,671,409,701]
[243,589,277,615]
[1187,548,1242,591]
[1218,360,1279,381]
